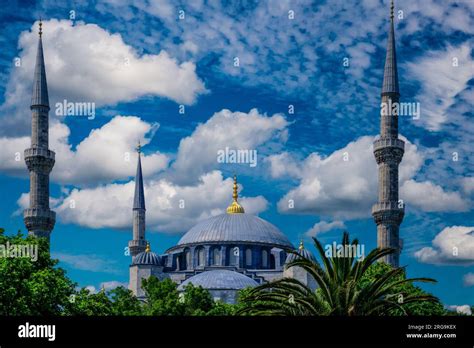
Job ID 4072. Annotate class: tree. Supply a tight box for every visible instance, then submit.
[239,232,440,316]
[109,286,143,315]
[359,262,446,315]
[0,229,76,315]
[63,288,113,316]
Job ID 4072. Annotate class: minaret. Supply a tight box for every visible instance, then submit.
[372,0,405,267]
[23,20,56,241]
[128,142,147,259]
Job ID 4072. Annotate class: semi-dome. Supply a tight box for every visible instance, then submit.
[132,243,162,266]
[177,270,258,291]
[176,213,293,248]
[285,241,316,264]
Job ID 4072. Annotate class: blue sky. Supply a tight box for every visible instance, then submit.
[0,0,472,309]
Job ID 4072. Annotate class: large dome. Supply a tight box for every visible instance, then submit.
[175,213,293,249]
[177,270,258,290]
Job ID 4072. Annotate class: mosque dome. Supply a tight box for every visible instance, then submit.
[132,243,162,266]
[173,175,293,249]
[285,241,316,264]
[177,213,292,248]
[177,270,258,291]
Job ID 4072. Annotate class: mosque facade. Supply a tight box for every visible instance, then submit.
[23,0,404,304]
[128,146,315,303]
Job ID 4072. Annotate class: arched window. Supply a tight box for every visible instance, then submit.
[229,246,239,266]
[213,248,221,265]
[262,249,268,268]
[197,247,205,267]
[185,249,191,270]
[245,248,252,266]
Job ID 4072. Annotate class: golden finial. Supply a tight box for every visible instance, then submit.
[226,174,245,214]
[232,174,238,201]
[299,240,304,251]
[145,242,151,253]
[136,140,142,154]
[39,18,43,38]
[390,0,394,21]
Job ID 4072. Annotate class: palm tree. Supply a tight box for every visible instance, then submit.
[238,232,439,316]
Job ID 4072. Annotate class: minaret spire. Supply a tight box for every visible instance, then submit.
[129,141,147,259]
[372,0,405,267]
[382,0,399,96]
[24,19,56,242]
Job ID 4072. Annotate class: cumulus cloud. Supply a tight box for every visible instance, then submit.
[0,19,207,134]
[43,171,268,234]
[400,180,469,212]
[305,220,346,237]
[171,108,289,184]
[0,115,169,186]
[446,305,472,316]
[273,135,469,219]
[414,226,474,265]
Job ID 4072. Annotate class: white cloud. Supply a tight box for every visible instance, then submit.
[446,305,472,316]
[406,43,474,131]
[172,108,289,184]
[414,226,474,265]
[400,180,469,212]
[275,135,469,218]
[463,273,474,287]
[0,136,30,176]
[51,116,169,185]
[0,115,169,186]
[48,170,268,234]
[305,220,346,237]
[0,19,207,134]
[266,152,302,179]
[52,252,121,274]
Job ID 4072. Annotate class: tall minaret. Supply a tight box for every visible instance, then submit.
[23,20,56,241]
[128,142,147,260]
[372,0,405,267]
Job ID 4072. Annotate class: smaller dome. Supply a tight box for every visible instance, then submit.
[178,270,258,291]
[133,243,161,266]
[285,241,316,264]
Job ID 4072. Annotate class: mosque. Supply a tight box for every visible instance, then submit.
[128,144,316,303]
[22,0,404,304]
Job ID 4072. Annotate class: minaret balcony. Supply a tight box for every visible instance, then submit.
[371,202,404,225]
[25,147,55,160]
[24,147,55,172]
[373,138,404,152]
[23,208,56,232]
[373,138,404,164]
[24,208,56,220]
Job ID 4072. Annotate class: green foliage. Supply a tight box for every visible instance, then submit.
[109,286,143,315]
[0,232,76,315]
[239,232,440,316]
[141,276,234,316]
[359,262,446,315]
[142,277,184,315]
[63,288,113,316]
